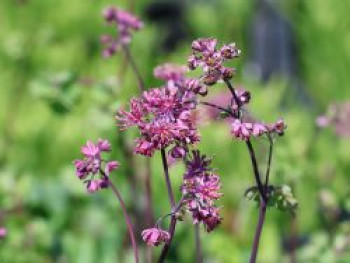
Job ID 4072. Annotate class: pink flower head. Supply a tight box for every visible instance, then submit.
[191,38,217,53]
[87,180,101,193]
[97,138,111,152]
[103,7,143,30]
[81,141,100,157]
[188,38,240,85]
[169,145,186,158]
[231,120,269,140]
[181,151,222,232]
[231,119,253,140]
[316,101,350,137]
[154,63,187,82]
[101,7,143,57]
[0,227,7,239]
[73,139,119,193]
[220,43,241,59]
[316,115,330,128]
[141,228,170,246]
[105,161,120,175]
[267,118,287,135]
[117,86,200,157]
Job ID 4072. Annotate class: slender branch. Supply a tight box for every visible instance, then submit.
[160,148,176,208]
[158,216,177,263]
[249,200,267,263]
[155,195,185,227]
[158,148,177,263]
[157,195,186,262]
[200,101,235,117]
[157,196,185,263]
[195,223,203,263]
[107,177,139,263]
[224,79,242,108]
[264,134,274,192]
[122,45,146,92]
[246,140,268,203]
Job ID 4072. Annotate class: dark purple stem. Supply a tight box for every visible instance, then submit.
[195,223,203,263]
[108,179,139,263]
[249,200,267,263]
[223,80,267,202]
[224,79,242,108]
[223,80,270,262]
[160,148,176,208]
[158,148,176,263]
[246,140,268,203]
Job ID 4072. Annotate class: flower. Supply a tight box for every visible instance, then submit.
[154,63,187,82]
[231,119,254,140]
[141,228,170,246]
[101,7,143,57]
[0,227,7,239]
[188,38,241,85]
[181,151,222,232]
[117,85,200,157]
[73,139,119,193]
[231,118,285,140]
[316,102,350,137]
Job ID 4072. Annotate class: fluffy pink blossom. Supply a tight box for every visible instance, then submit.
[0,227,7,239]
[181,151,222,232]
[154,63,187,82]
[188,38,241,85]
[73,139,119,193]
[231,119,286,140]
[141,228,170,246]
[316,102,350,137]
[101,7,143,57]
[117,85,200,157]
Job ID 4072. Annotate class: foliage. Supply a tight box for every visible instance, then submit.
[0,0,350,262]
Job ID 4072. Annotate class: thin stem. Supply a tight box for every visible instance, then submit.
[122,45,145,92]
[158,216,177,263]
[160,148,176,208]
[200,101,235,117]
[158,148,177,263]
[157,196,185,262]
[246,140,268,203]
[195,223,203,263]
[249,200,267,263]
[224,79,242,107]
[155,195,185,227]
[108,179,139,263]
[264,134,274,192]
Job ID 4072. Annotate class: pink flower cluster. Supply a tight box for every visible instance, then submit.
[117,86,200,157]
[181,151,222,232]
[316,101,350,137]
[154,63,188,82]
[0,227,7,239]
[231,119,286,141]
[101,7,143,57]
[117,63,211,157]
[73,139,119,193]
[141,228,170,246]
[188,38,241,85]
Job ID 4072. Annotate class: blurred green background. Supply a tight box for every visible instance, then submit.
[1,0,350,262]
